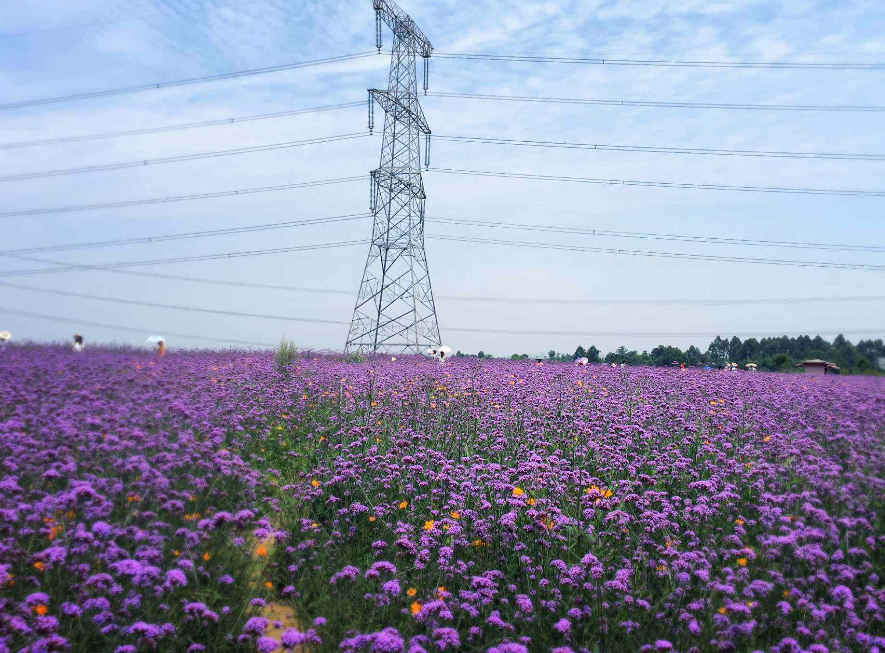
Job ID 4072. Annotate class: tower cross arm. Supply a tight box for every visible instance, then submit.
[369,89,431,134]
[373,0,433,57]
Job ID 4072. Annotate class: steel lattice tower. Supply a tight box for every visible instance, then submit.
[345,0,441,355]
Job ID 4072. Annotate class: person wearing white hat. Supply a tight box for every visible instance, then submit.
[0,331,9,352]
[72,334,85,352]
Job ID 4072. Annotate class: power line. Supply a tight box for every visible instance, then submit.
[429,91,885,113]
[1,213,878,258]
[3,231,883,279]
[4,253,883,307]
[427,234,885,272]
[0,101,365,150]
[0,52,377,111]
[2,283,878,341]
[0,307,275,348]
[0,282,348,325]
[432,168,885,198]
[0,133,370,183]
[434,135,885,163]
[0,240,365,277]
[0,213,370,255]
[428,218,885,253]
[445,325,884,338]
[0,175,364,219]
[434,51,885,71]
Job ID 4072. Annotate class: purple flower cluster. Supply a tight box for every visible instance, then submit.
[2,346,883,653]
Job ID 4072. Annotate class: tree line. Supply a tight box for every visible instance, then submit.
[456,335,885,374]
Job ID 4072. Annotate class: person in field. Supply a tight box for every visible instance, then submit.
[0,331,9,352]
[72,334,84,352]
[146,335,167,357]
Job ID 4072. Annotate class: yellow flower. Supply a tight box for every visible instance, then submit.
[656,564,667,572]
[718,607,726,615]
[398,501,408,509]
[256,545,268,557]
[371,401,378,407]
[369,516,376,523]
[423,520,435,531]
[407,587,417,597]
[526,498,535,507]
[311,522,318,529]
[410,601,422,615]
[512,487,524,497]
[450,511,460,520]
[311,479,320,488]
[735,519,745,526]
[763,435,771,442]
[737,557,747,567]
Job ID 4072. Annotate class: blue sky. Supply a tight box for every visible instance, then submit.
[1,0,883,355]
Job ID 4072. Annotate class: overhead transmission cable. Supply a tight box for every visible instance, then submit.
[426,234,885,272]
[4,166,884,221]
[433,51,885,71]
[2,235,884,278]
[0,101,365,150]
[0,307,275,348]
[1,213,880,257]
[0,133,370,183]
[0,293,878,340]
[3,253,882,307]
[0,52,377,111]
[0,281,348,326]
[0,240,365,277]
[0,175,364,219]
[434,135,885,162]
[0,213,370,255]
[432,168,885,197]
[429,91,885,113]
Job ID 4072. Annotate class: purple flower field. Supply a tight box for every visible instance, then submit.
[1,346,884,653]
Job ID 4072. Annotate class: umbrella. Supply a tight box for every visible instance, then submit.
[426,347,438,355]
[146,335,165,345]
[0,331,10,342]
[575,357,588,366]
[437,346,452,354]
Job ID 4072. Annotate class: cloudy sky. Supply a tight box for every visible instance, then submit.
[1,0,883,356]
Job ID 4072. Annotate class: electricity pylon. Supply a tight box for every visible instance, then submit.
[345,0,441,355]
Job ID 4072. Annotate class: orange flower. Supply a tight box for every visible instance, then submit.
[265,581,273,589]
[398,501,408,510]
[34,605,48,616]
[48,525,58,541]
[423,520,435,531]
[450,511,460,520]
[782,590,789,598]
[737,557,747,567]
[656,564,667,572]
[256,545,268,557]
[472,538,486,547]
[525,498,535,507]
[763,436,771,443]
[202,552,211,561]
[173,550,180,557]
[407,587,417,597]
[33,562,44,572]
[410,601,422,615]
[718,607,726,615]
[512,487,524,497]
[311,479,319,488]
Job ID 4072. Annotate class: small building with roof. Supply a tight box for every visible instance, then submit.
[797,359,840,375]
